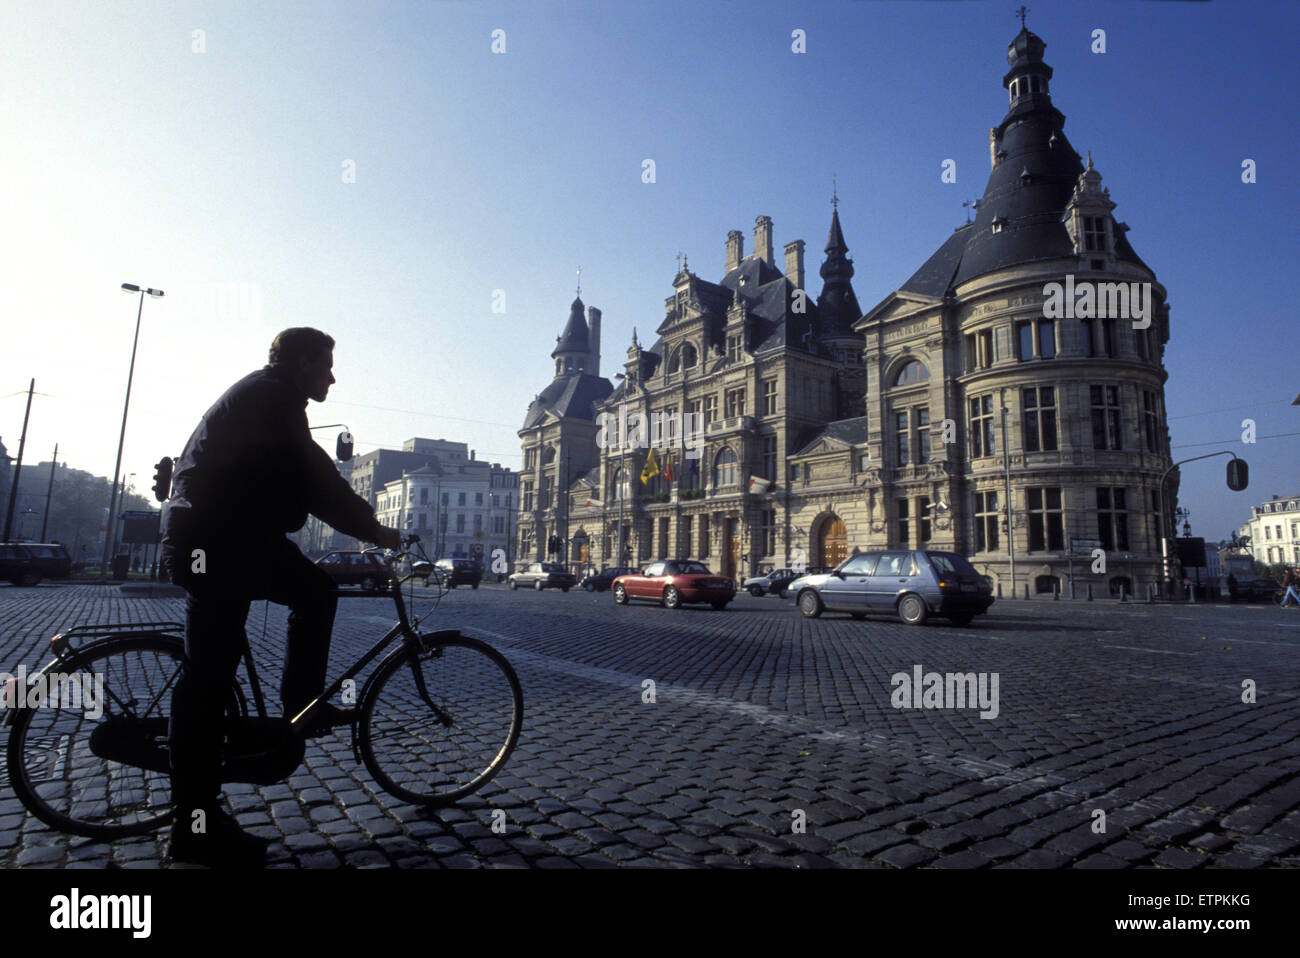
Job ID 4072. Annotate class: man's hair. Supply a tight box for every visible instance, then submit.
[269,328,335,367]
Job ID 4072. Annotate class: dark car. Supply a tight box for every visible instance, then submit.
[7,542,72,579]
[314,551,391,593]
[578,567,641,592]
[0,543,43,586]
[612,559,736,610]
[508,562,576,592]
[741,567,802,597]
[787,550,994,626]
[435,557,482,589]
[1235,577,1282,602]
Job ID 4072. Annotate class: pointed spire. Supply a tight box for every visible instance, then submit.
[817,200,861,339]
[551,295,590,359]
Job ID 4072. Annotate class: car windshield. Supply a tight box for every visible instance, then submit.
[541,563,565,572]
[674,562,711,575]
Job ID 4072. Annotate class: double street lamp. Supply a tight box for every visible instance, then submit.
[101,283,163,579]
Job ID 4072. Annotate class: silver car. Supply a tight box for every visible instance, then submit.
[785,550,994,626]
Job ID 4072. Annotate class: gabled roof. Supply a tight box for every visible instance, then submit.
[791,416,870,456]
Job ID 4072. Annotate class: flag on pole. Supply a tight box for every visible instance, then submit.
[585,497,604,508]
[640,448,660,485]
[663,452,674,483]
[749,475,772,495]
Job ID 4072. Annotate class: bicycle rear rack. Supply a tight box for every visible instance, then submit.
[47,621,184,655]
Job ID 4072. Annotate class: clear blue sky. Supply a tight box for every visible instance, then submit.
[3,0,1296,542]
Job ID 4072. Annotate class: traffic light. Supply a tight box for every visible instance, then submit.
[1226,457,1249,491]
[152,457,173,502]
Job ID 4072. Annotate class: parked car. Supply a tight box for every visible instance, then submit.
[578,566,641,592]
[612,559,735,610]
[6,542,72,579]
[1235,577,1282,602]
[435,558,482,589]
[741,567,802,597]
[0,543,43,586]
[787,550,994,626]
[314,551,391,592]
[508,562,576,592]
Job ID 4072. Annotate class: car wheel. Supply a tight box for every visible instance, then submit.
[850,612,867,620]
[448,583,456,589]
[534,580,544,591]
[711,601,728,611]
[17,571,41,587]
[561,586,570,593]
[898,594,928,626]
[472,582,478,589]
[949,613,974,627]
[361,577,377,592]
[798,590,823,618]
[614,584,628,605]
[662,586,681,609]
[508,579,518,590]
[584,582,596,592]
[748,586,764,598]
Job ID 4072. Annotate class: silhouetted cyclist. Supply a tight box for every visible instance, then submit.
[161,327,400,867]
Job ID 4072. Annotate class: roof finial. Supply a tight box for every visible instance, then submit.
[962,198,978,224]
[675,251,683,274]
[831,173,839,211]
[576,265,582,297]
[1087,150,1093,170]
[682,253,689,273]
[1017,5,1028,29]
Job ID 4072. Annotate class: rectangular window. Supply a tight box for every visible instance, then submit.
[1265,526,1272,540]
[1022,387,1057,452]
[1090,385,1122,450]
[1017,322,1034,361]
[1097,488,1129,552]
[919,496,931,543]
[474,514,483,533]
[458,492,466,506]
[1083,216,1106,252]
[698,515,710,558]
[1038,319,1056,359]
[858,452,870,470]
[762,379,778,416]
[1027,487,1064,552]
[895,411,910,466]
[1101,319,1115,357]
[521,482,533,512]
[1142,390,1160,453]
[1135,326,1149,360]
[703,395,717,426]
[1080,320,1093,357]
[679,516,693,557]
[762,435,777,481]
[965,329,994,371]
[1150,489,1162,551]
[916,408,930,463]
[969,395,995,458]
[420,488,428,505]
[725,388,746,419]
[760,508,775,556]
[974,491,999,553]
[475,492,484,506]
[455,514,466,533]
[727,335,742,363]
[897,498,910,546]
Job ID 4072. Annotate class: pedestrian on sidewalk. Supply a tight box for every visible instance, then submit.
[1281,567,1300,608]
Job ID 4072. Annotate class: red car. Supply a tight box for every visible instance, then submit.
[612,559,735,610]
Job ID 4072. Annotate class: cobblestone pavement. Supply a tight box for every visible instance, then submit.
[1,582,1297,868]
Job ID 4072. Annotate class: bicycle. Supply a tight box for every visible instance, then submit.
[3,535,523,840]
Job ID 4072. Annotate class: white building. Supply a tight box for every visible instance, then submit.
[1238,493,1300,568]
[376,458,517,565]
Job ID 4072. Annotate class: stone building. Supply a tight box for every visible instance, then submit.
[1239,494,1300,569]
[517,25,1176,597]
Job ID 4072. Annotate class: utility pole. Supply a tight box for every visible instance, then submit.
[39,443,57,541]
[3,379,35,542]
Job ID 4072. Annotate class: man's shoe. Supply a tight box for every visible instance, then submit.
[169,805,268,868]
[294,702,358,739]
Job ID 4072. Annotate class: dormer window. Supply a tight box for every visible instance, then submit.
[991,215,1007,234]
[1083,216,1108,252]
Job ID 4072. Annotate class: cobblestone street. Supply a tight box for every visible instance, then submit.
[2,582,1298,869]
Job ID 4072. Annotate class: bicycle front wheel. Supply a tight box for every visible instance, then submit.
[7,635,186,839]
[359,635,522,806]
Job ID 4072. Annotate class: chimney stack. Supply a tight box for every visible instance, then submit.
[725,230,744,272]
[587,306,601,377]
[784,240,805,290]
[754,215,774,266]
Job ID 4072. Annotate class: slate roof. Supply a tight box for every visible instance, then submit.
[551,297,590,358]
[521,373,614,428]
[791,416,870,456]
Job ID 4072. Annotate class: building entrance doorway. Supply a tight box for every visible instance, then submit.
[818,514,847,569]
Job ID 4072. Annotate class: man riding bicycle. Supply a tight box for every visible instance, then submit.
[161,327,401,867]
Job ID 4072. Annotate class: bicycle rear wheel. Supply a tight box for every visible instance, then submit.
[6,634,245,839]
[359,634,522,806]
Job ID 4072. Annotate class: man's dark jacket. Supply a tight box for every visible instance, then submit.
[162,363,381,549]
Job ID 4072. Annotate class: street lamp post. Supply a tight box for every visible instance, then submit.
[101,283,163,579]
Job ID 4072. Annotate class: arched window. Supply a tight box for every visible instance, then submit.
[713,448,738,487]
[542,446,556,465]
[891,360,930,387]
[610,467,630,502]
[667,349,680,374]
[681,343,698,368]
